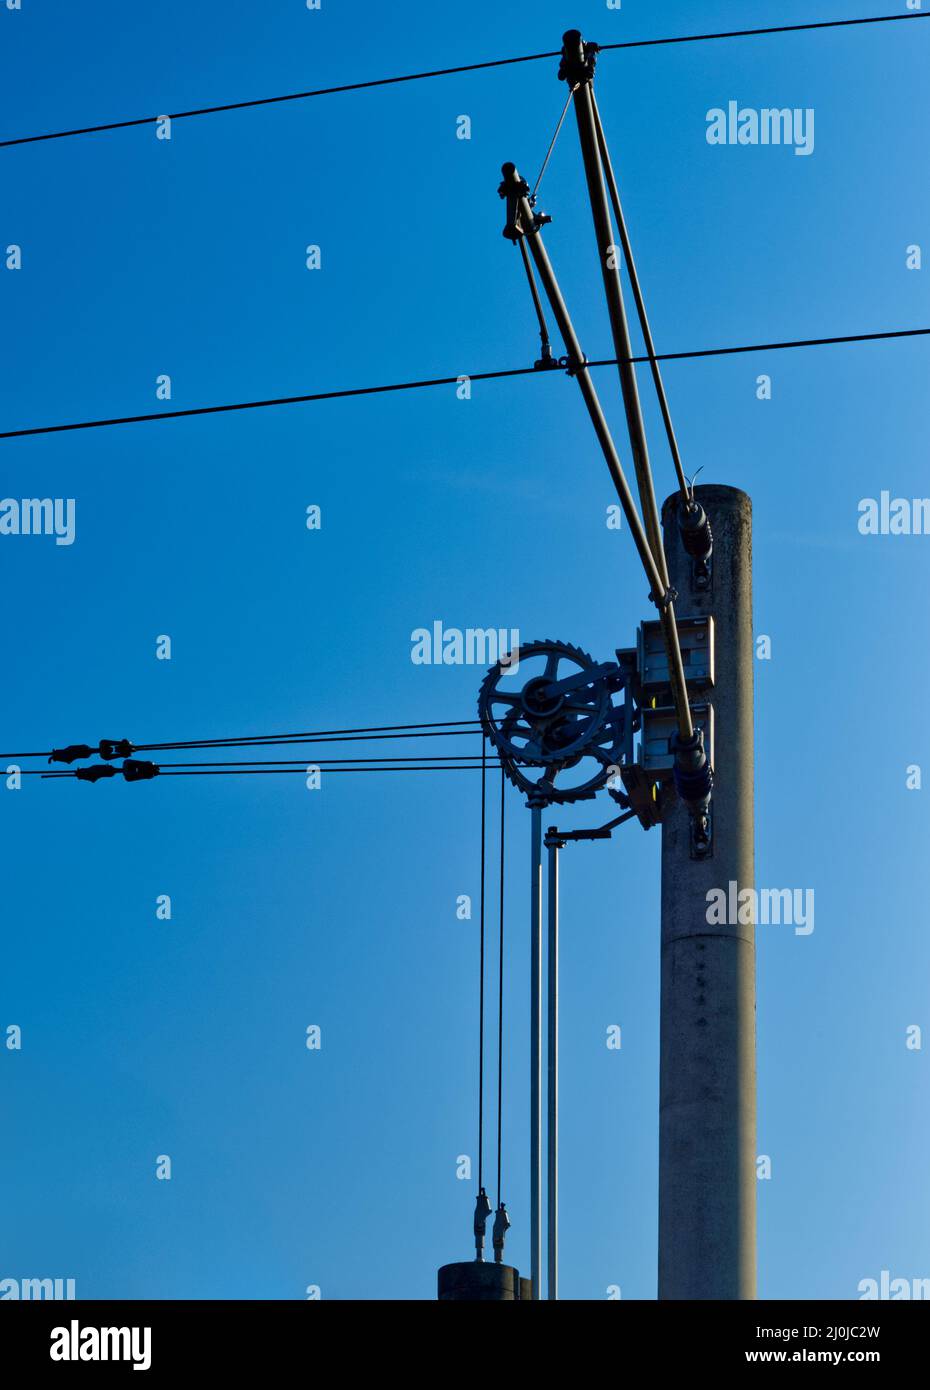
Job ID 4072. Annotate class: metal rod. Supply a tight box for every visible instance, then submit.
[517,238,553,360]
[506,172,694,742]
[546,834,559,1300]
[562,35,670,584]
[510,185,662,597]
[529,803,543,1300]
[589,88,690,504]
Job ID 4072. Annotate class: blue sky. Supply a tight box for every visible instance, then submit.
[1,0,928,1300]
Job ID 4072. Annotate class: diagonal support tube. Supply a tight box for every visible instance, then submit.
[589,88,690,505]
[561,31,671,582]
[499,163,693,742]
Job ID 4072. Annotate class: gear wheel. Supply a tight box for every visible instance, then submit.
[478,639,626,805]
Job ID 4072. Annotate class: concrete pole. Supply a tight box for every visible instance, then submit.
[438,1263,531,1300]
[658,484,756,1300]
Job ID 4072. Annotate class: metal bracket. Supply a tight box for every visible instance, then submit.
[691,552,712,594]
[690,804,714,860]
[544,809,636,848]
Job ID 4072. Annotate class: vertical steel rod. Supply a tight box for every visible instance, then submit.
[529,804,543,1299]
[546,835,559,1300]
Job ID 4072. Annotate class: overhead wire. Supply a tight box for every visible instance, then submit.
[2,719,483,761]
[40,764,487,779]
[2,328,927,441]
[1,12,925,150]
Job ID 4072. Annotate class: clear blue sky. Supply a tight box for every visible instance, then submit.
[1,0,928,1300]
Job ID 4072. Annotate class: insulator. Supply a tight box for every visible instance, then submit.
[49,744,94,765]
[123,759,159,782]
[75,764,117,782]
[678,499,713,562]
[673,757,714,809]
[672,729,713,814]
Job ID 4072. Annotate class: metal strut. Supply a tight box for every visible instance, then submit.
[501,35,717,833]
[497,163,694,752]
[528,800,544,1299]
[546,831,559,1300]
[517,240,559,371]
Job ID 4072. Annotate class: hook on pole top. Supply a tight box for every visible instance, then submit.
[558,30,597,87]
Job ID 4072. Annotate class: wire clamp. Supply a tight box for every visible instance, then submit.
[473,1187,492,1262]
[649,584,678,613]
[99,738,134,760]
[533,344,560,371]
[498,164,531,242]
[492,1203,511,1264]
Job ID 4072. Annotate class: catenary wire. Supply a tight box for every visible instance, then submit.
[39,764,487,778]
[1,13,925,149]
[1,720,483,761]
[2,328,926,441]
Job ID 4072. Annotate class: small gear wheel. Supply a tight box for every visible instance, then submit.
[478,639,626,805]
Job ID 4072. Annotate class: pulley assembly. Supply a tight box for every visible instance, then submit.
[477,640,627,806]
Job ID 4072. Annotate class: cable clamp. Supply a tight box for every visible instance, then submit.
[562,354,587,377]
[473,1188,492,1261]
[492,1204,511,1265]
[498,164,530,242]
[649,584,678,612]
[99,738,134,760]
[533,344,560,371]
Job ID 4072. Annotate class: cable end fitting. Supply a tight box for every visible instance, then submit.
[123,759,159,782]
[492,1203,511,1265]
[49,744,94,765]
[499,163,530,241]
[75,763,117,783]
[558,30,598,86]
[473,1187,492,1262]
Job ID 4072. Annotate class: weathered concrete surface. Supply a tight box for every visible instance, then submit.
[437,1262,529,1300]
[658,485,756,1300]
